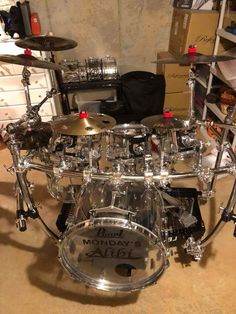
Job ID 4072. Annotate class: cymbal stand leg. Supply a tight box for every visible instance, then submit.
[171,130,179,154]
[201,176,236,248]
[187,65,196,123]
[16,183,27,232]
[7,135,59,243]
[21,66,32,111]
[208,105,236,193]
[159,137,165,172]
[88,137,93,170]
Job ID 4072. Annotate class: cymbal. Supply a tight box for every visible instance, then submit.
[153,53,236,65]
[141,115,190,131]
[0,54,65,70]
[15,35,78,51]
[51,112,116,136]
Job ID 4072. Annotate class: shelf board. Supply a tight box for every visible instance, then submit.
[195,76,207,89]
[210,67,236,91]
[206,101,225,121]
[205,101,236,135]
[217,29,236,43]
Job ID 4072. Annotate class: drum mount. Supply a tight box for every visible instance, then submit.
[4,106,236,292]
[2,45,236,292]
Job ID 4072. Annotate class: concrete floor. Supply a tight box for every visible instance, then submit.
[0,147,236,314]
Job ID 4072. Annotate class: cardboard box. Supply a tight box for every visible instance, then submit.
[164,91,191,116]
[169,9,236,57]
[173,0,214,10]
[156,51,189,93]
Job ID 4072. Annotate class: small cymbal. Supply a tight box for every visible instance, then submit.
[153,53,236,65]
[141,115,190,131]
[51,112,116,136]
[15,36,78,51]
[0,54,65,70]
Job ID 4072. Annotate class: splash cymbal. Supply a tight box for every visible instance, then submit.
[15,35,78,51]
[141,115,190,131]
[153,53,236,65]
[51,112,116,136]
[0,54,65,70]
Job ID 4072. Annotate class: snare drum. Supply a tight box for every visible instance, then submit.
[86,57,102,81]
[106,124,152,161]
[102,55,118,80]
[59,179,168,291]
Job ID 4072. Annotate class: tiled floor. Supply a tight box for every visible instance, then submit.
[0,147,235,314]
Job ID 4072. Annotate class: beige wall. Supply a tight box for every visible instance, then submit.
[30,0,173,74]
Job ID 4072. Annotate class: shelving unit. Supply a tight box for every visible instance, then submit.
[202,0,236,149]
[0,41,59,127]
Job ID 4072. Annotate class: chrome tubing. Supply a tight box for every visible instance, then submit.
[36,216,59,243]
[8,140,59,243]
[27,162,231,181]
[201,177,236,248]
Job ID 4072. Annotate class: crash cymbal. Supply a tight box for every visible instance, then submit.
[0,54,65,70]
[15,36,78,51]
[153,53,236,65]
[141,115,190,131]
[51,112,116,136]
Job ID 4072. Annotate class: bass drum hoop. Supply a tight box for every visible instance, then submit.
[59,217,167,292]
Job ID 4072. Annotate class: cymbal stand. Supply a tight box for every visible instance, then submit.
[6,88,58,135]
[207,104,236,194]
[21,66,32,111]
[49,51,71,115]
[6,134,59,242]
[187,64,197,123]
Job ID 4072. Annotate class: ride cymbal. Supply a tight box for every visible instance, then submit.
[141,115,190,131]
[153,53,236,65]
[51,112,116,136]
[15,35,78,51]
[0,54,65,70]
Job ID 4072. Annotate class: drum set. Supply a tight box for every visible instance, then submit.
[1,36,236,292]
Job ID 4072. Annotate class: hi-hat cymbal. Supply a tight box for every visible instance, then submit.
[51,112,116,136]
[0,54,65,70]
[153,53,236,65]
[15,35,78,51]
[141,115,190,131]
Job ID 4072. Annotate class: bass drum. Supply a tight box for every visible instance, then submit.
[59,179,168,292]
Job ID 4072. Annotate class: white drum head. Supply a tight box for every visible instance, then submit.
[59,217,167,292]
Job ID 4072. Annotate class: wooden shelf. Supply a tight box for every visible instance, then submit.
[202,0,236,149]
[210,67,236,91]
[206,101,225,121]
[217,29,236,43]
[205,101,236,135]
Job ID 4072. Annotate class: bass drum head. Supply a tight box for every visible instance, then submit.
[59,217,166,292]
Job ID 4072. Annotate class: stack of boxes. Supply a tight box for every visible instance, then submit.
[156,51,189,116]
[158,5,236,116]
